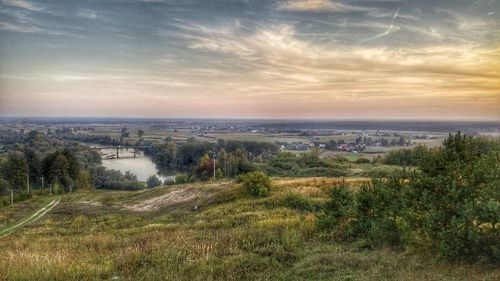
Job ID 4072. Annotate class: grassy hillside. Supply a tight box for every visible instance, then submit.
[0,178,498,281]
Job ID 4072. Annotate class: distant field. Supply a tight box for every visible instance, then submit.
[206,133,309,144]
[320,150,379,159]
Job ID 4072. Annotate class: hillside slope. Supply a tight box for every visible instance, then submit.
[0,178,498,281]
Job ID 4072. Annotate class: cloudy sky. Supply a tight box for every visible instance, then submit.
[0,0,499,119]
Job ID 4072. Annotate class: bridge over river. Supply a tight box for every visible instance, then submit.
[90,145,150,159]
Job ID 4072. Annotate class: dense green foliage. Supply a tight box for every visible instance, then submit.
[321,133,500,262]
[175,173,190,184]
[241,171,272,197]
[94,168,145,190]
[379,144,430,166]
[145,138,277,180]
[0,130,143,193]
[0,178,11,195]
[317,184,355,237]
[267,151,348,177]
[146,175,162,188]
[1,151,29,191]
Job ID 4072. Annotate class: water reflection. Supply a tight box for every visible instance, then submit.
[98,147,175,183]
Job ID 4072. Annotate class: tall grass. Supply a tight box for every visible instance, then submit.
[0,178,497,280]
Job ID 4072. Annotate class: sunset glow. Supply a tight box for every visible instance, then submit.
[0,0,499,119]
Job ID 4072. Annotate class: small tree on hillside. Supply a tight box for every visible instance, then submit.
[242,171,271,197]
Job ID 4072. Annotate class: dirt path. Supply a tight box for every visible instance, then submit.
[0,198,60,238]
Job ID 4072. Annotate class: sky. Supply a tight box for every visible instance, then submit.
[0,0,499,120]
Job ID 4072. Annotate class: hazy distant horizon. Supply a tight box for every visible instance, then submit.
[1,115,499,123]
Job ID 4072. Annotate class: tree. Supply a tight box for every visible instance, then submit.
[242,171,271,197]
[121,127,129,138]
[138,129,144,138]
[0,178,11,195]
[322,132,500,262]
[25,149,42,187]
[1,151,28,191]
[146,175,161,188]
[405,132,499,261]
[124,170,137,181]
[76,170,94,191]
[50,154,70,187]
[195,153,214,181]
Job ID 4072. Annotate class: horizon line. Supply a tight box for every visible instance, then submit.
[1,115,499,123]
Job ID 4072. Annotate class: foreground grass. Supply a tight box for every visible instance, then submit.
[0,198,60,238]
[0,178,498,281]
[0,195,55,229]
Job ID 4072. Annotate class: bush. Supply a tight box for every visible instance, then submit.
[280,192,320,212]
[175,173,190,184]
[350,176,408,248]
[241,171,271,197]
[382,144,430,166]
[354,157,370,164]
[215,168,224,180]
[317,185,355,237]
[146,175,162,188]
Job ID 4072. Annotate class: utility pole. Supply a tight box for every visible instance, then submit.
[10,188,13,206]
[213,153,216,181]
[27,174,30,196]
[49,184,52,196]
[41,175,44,191]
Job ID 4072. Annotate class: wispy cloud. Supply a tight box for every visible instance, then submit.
[1,0,44,12]
[278,0,369,12]
[77,8,98,19]
[166,21,500,112]
[0,20,41,32]
[1,0,498,119]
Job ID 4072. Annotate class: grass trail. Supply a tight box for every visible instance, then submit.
[0,197,60,238]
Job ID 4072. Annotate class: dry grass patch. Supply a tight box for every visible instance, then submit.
[272,177,370,198]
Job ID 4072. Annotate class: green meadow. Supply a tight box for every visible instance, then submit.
[0,178,497,281]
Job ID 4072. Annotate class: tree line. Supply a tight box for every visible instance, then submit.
[144,138,280,181]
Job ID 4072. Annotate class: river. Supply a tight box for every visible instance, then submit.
[96,146,176,183]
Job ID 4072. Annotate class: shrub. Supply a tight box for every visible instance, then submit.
[241,171,271,197]
[317,185,355,238]
[215,168,224,180]
[354,157,370,164]
[280,192,320,212]
[175,173,190,184]
[350,176,408,248]
[146,175,162,188]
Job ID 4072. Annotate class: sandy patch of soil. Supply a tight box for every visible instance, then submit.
[126,182,232,212]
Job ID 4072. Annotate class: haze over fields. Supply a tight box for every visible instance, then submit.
[0,0,499,119]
